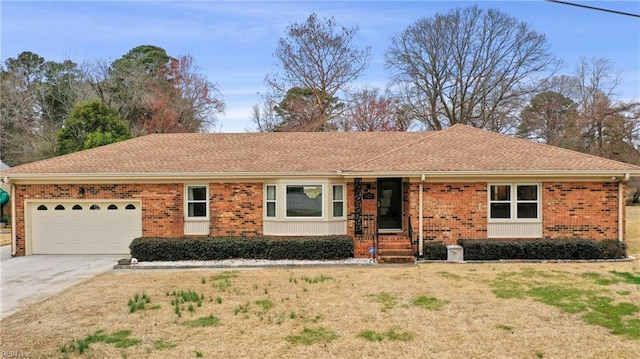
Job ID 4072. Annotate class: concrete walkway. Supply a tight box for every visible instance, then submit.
[0,245,122,319]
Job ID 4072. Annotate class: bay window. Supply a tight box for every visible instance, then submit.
[286,185,323,217]
[332,185,344,217]
[266,184,276,217]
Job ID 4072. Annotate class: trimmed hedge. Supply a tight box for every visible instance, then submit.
[458,239,627,261]
[422,241,448,260]
[129,236,354,261]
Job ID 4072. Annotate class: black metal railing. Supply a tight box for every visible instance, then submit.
[353,214,378,261]
[407,215,418,259]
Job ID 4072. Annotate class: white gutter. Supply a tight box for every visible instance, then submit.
[10,183,16,256]
[6,169,640,182]
[419,174,424,257]
[619,173,630,242]
[346,170,640,177]
[4,171,349,184]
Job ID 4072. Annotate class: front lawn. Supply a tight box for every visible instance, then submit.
[1,261,639,358]
[0,209,638,358]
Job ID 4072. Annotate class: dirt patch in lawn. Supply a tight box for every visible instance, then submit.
[2,261,640,359]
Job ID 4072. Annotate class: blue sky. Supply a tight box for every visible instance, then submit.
[2,0,639,132]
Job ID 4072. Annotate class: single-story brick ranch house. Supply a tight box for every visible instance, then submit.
[1,124,638,260]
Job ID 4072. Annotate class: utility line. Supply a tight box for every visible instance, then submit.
[545,0,640,18]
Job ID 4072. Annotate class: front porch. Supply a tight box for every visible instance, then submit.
[349,178,417,263]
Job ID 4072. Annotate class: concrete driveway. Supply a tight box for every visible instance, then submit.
[0,245,122,318]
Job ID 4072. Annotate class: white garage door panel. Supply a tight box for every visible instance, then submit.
[30,201,142,254]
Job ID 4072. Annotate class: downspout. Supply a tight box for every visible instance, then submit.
[419,174,424,257]
[10,181,16,256]
[619,173,630,242]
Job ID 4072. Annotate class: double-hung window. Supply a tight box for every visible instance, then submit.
[286,185,322,217]
[265,185,276,218]
[489,184,539,220]
[263,181,347,236]
[332,185,344,218]
[186,185,208,218]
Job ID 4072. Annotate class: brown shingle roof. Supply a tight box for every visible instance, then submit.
[3,124,639,177]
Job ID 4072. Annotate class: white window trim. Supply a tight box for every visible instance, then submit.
[332,184,345,218]
[284,183,325,219]
[263,181,348,221]
[265,184,277,218]
[185,184,209,221]
[488,183,541,223]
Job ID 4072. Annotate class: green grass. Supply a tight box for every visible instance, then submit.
[170,289,203,317]
[128,293,151,313]
[369,292,397,312]
[300,275,333,284]
[496,324,514,332]
[255,299,274,313]
[285,327,339,345]
[412,296,449,311]
[581,272,619,286]
[234,302,250,315]
[210,271,239,281]
[208,271,238,292]
[105,330,141,349]
[358,328,413,342]
[60,329,141,354]
[492,269,640,339]
[183,315,221,328]
[610,271,640,285]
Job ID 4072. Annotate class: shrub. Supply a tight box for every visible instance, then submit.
[600,239,627,259]
[422,241,447,260]
[130,236,353,261]
[458,239,626,261]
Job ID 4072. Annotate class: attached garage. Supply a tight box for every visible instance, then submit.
[27,200,142,254]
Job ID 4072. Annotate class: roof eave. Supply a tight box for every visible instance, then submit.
[2,171,346,183]
[3,169,639,184]
[340,170,640,179]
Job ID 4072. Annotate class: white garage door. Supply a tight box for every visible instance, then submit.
[29,201,142,254]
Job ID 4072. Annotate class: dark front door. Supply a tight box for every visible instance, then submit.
[377,178,402,231]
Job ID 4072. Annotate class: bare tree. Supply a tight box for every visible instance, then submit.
[518,58,640,164]
[386,6,560,133]
[573,58,640,162]
[250,97,279,132]
[343,87,413,131]
[143,55,225,134]
[263,13,371,131]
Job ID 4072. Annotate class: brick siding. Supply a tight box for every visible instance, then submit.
[542,182,620,240]
[11,180,624,256]
[12,182,264,255]
[209,183,263,236]
[409,182,488,245]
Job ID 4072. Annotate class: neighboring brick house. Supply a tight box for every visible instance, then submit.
[1,125,638,259]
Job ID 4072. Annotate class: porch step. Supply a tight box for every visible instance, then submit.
[376,235,415,264]
[377,241,412,249]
